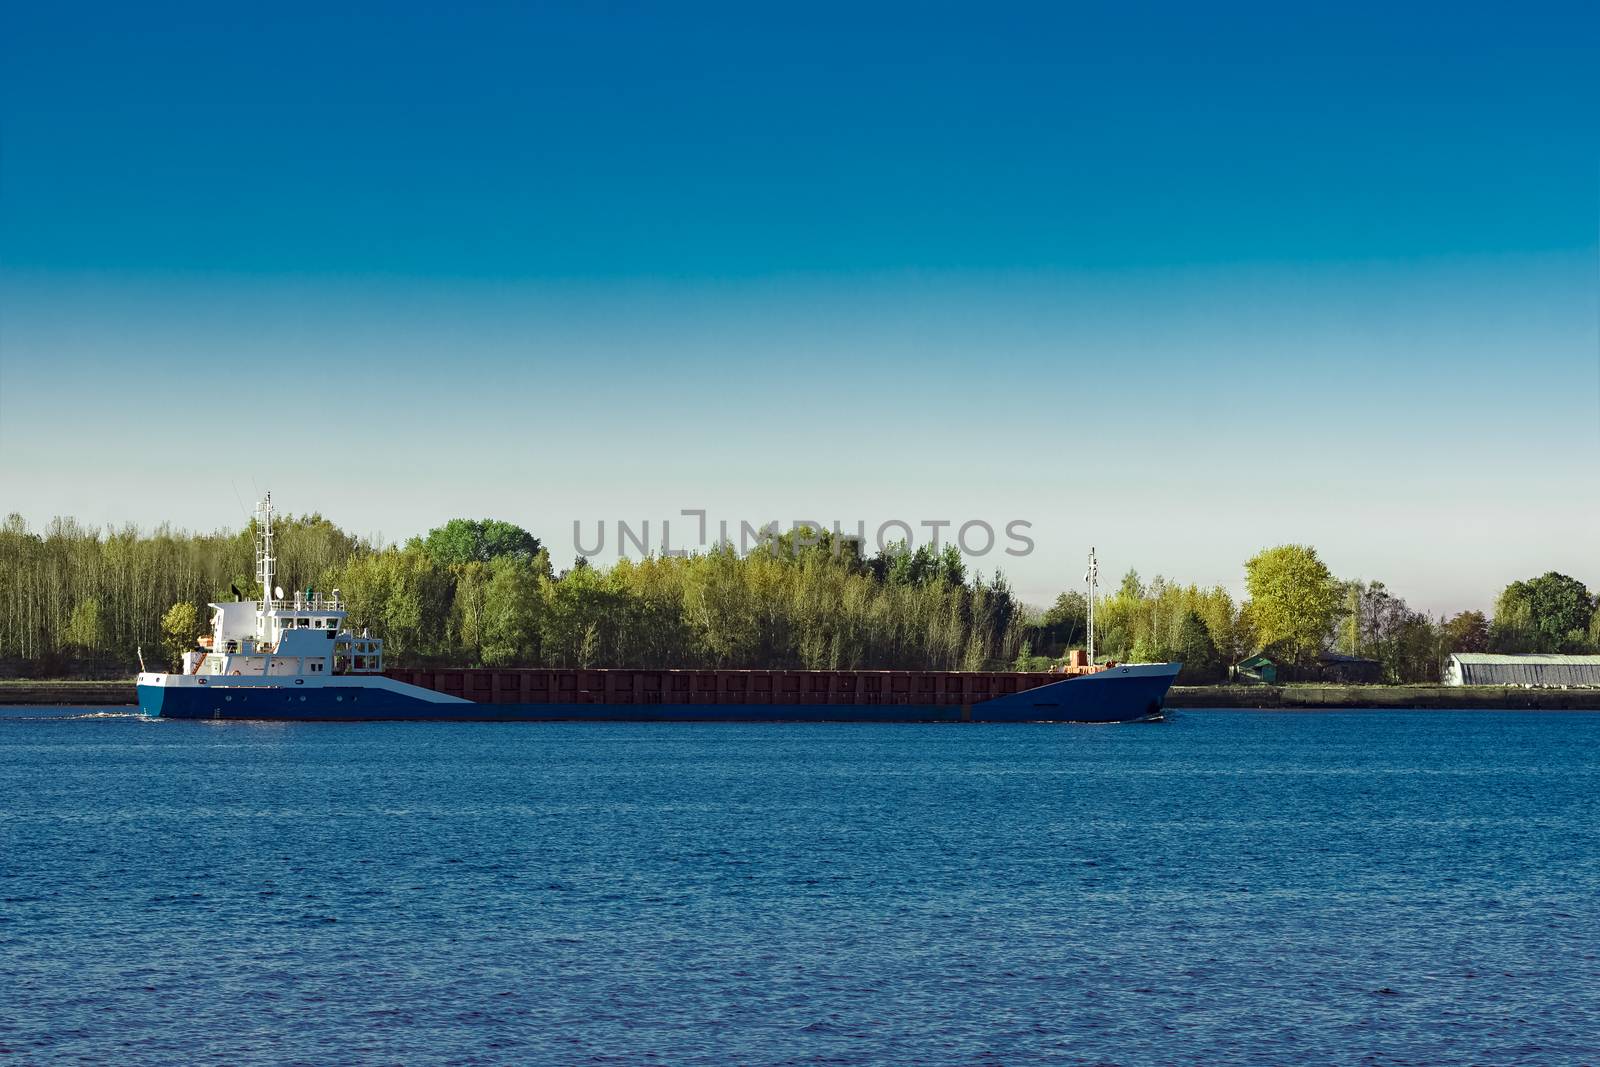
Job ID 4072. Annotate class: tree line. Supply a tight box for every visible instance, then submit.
[1025,545,1598,684]
[2,513,1595,683]
[0,515,1026,676]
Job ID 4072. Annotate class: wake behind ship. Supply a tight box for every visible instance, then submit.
[135,497,1179,724]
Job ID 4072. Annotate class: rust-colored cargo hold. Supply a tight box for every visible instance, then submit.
[382,666,1105,707]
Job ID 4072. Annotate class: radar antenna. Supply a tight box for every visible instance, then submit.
[1084,546,1099,665]
[255,492,276,607]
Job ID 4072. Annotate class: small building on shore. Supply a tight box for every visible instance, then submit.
[1235,650,1383,685]
[1443,653,1600,688]
[1311,651,1385,684]
[1235,655,1280,684]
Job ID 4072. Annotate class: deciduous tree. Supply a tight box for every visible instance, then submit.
[1174,611,1223,683]
[482,555,543,666]
[1492,573,1596,652]
[415,519,543,568]
[160,601,200,669]
[1440,610,1490,654]
[1243,545,1342,663]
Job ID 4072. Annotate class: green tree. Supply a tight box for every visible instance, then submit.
[1173,610,1223,683]
[450,561,491,664]
[1388,614,1443,683]
[685,546,764,665]
[1327,578,1443,682]
[64,598,105,657]
[1011,639,1057,672]
[482,555,543,666]
[1042,591,1086,630]
[1337,580,1365,656]
[1018,589,1085,662]
[0,506,1037,674]
[415,519,543,568]
[1439,610,1489,654]
[754,524,868,569]
[540,562,630,667]
[332,549,454,663]
[578,623,601,668]
[1243,544,1342,663]
[1489,584,1535,652]
[160,601,200,668]
[1195,586,1245,666]
[1492,573,1596,652]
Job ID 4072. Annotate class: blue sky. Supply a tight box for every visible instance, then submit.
[2,2,1596,612]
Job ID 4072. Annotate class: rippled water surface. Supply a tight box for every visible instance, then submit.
[2,707,1597,1065]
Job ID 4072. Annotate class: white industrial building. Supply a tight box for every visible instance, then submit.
[1443,653,1600,688]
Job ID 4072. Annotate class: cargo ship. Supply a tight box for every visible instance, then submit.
[135,497,1178,723]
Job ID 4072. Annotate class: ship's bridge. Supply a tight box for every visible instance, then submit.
[188,586,383,677]
[262,591,348,644]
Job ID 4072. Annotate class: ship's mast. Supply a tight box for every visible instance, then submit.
[1085,545,1099,665]
[256,492,276,606]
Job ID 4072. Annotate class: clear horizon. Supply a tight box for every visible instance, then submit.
[2,2,1596,617]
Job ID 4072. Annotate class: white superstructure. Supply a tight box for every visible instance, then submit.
[174,493,383,680]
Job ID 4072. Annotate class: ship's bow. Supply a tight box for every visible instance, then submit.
[976,661,1180,722]
[135,674,169,717]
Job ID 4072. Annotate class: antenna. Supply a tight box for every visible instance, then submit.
[1086,546,1099,665]
[256,492,276,606]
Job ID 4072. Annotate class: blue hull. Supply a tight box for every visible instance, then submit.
[139,669,1173,724]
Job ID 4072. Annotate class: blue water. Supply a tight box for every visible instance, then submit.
[2,708,1597,1065]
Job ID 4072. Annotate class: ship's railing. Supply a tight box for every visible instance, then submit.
[264,595,345,612]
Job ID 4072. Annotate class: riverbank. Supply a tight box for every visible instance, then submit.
[1170,684,1600,710]
[4,678,1599,710]
[0,681,135,706]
